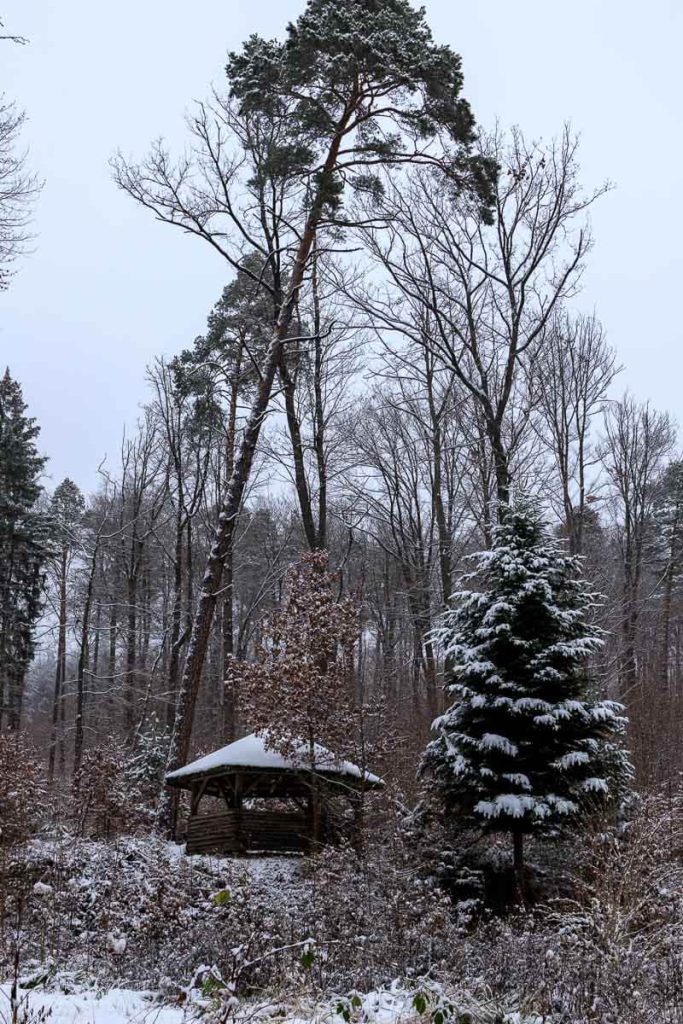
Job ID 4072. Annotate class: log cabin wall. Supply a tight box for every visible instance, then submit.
[186,808,311,854]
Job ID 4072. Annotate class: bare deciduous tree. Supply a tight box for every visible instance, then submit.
[352,126,606,515]
[601,396,676,697]
[112,4,492,819]
[0,99,40,289]
[534,311,620,552]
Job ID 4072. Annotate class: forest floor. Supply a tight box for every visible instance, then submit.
[3,798,681,1024]
[2,980,524,1024]
[0,985,184,1024]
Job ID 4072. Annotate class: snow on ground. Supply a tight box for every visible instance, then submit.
[0,985,185,1024]
[0,980,536,1024]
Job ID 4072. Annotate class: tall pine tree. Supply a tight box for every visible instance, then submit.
[0,369,49,730]
[116,0,497,825]
[421,504,632,893]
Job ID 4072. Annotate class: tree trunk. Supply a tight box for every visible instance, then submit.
[491,427,511,514]
[107,593,118,731]
[513,832,525,904]
[280,350,318,550]
[161,97,360,831]
[74,539,99,780]
[422,348,452,607]
[222,557,236,741]
[91,599,101,686]
[311,240,327,549]
[48,547,68,784]
[221,372,239,740]
[6,664,24,732]
[660,563,674,692]
[166,514,184,731]
[620,547,640,698]
[124,570,137,737]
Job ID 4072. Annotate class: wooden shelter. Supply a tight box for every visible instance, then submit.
[165,733,383,855]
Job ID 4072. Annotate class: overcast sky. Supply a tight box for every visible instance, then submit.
[2,0,681,491]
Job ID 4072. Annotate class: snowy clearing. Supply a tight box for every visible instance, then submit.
[0,986,184,1024]
[0,981,537,1024]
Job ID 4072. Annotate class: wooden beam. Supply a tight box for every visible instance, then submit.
[190,777,209,815]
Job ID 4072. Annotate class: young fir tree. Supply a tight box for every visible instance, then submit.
[0,368,49,730]
[421,504,632,891]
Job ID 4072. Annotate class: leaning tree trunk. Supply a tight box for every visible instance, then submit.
[280,351,318,550]
[221,372,240,741]
[161,99,360,831]
[161,338,297,829]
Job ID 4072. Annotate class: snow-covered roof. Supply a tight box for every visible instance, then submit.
[165,732,383,787]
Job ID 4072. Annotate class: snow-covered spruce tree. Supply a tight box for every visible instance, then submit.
[421,504,632,894]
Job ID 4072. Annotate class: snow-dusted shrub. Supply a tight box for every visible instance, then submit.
[0,735,51,1024]
[70,744,130,838]
[295,836,456,987]
[124,719,170,812]
[450,786,683,1023]
[1,813,458,996]
[192,976,540,1024]
[412,815,587,918]
[6,787,683,1021]
[0,732,45,849]
[70,740,164,838]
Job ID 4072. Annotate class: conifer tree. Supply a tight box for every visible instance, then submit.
[173,255,273,439]
[0,368,48,730]
[421,503,632,894]
[115,0,496,818]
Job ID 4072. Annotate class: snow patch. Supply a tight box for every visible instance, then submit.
[166,732,382,785]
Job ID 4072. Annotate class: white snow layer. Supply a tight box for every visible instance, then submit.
[0,986,185,1024]
[0,981,536,1024]
[166,732,383,785]
[480,733,519,757]
[475,792,579,820]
